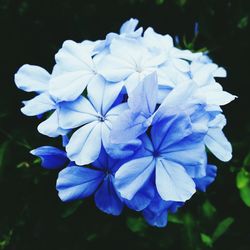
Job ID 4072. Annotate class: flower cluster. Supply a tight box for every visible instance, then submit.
[15,19,236,227]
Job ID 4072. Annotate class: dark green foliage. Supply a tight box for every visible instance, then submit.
[0,0,250,249]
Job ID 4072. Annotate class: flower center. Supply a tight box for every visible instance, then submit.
[97,114,105,122]
[135,64,142,73]
[153,150,161,158]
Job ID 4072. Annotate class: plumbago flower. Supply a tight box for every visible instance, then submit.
[15,18,236,227]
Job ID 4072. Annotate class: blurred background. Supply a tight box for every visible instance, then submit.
[0,0,250,249]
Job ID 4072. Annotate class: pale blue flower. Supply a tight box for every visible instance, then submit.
[115,113,207,202]
[59,76,126,165]
[98,38,166,94]
[94,18,143,53]
[110,72,197,145]
[14,64,69,137]
[56,148,124,216]
[49,40,104,102]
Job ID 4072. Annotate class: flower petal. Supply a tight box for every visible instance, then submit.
[95,176,123,216]
[66,121,102,165]
[205,127,232,162]
[15,64,50,93]
[30,146,68,169]
[128,72,158,115]
[155,158,196,202]
[97,54,134,82]
[49,71,94,102]
[21,93,55,116]
[110,110,149,143]
[115,156,155,200]
[151,114,192,151]
[194,164,217,192]
[59,96,97,129]
[56,166,104,202]
[125,177,155,211]
[87,75,124,114]
[38,110,69,137]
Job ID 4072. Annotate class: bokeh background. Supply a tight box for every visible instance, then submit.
[0,0,250,249]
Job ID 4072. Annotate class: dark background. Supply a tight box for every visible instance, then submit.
[0,0,250,249]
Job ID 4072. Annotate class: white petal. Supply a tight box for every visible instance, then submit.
[156,159,196,202]
[205,128,232,162]
[66,122,102,165]
[15,64,50,93]
[21,93,55,116]
[59,96,98,129]
[49,71,94,102]
[38,110,68,137]
[87,75,124,114]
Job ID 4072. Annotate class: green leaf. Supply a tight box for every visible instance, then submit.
[168,214,184,224]
[200,233,213,248]
[126,217,147,235]
[238,16,249,29]
[175,0,188,7]
[0,140,10,177]
[239,185,250,207]
[243,153,250,167]
[0,230,13,249]
[61,200,83,218]
[155,0,165,4]
[236,168,250,189]
[202,200,216,219]
[212,217,234,242]
[86,233,97,241]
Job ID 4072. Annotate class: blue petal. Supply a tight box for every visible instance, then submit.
[92,147,122,174]
[110,110,149,144]
[94,176,123,216]
[143,208,168,228]
[115,156,155,200]
[30,146,68,169]
[194,164,217,192]
[142,192,183,227]
[151,114,192,151]
[125,177,155,211]
[66,121,102,165]
[162,131,207,178]
[15,64,50,93]
[155,158,196,202]
[56,166,104,202]
[105,138,142,159]
[153,81,197,123]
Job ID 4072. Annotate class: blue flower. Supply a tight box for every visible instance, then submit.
[115,112,207,203]
[98,38,166,94]
[30,146,68,169]
[94,18,143,54]
[14,64,69,137]
[110,72,198,145]
[49,40,104,102]
[56,148,123,216]
[15,18,236,227]
[58,76,126,165]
